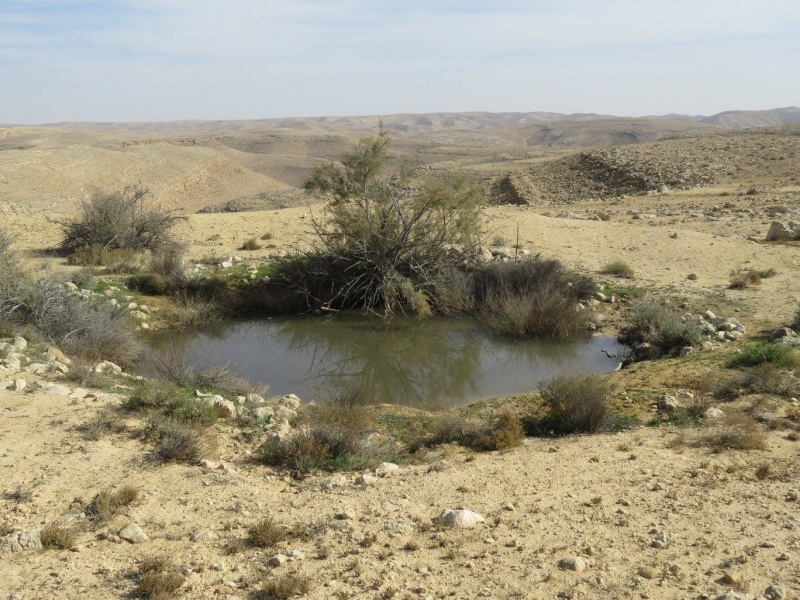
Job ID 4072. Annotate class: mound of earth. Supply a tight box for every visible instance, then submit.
[518,127,800,204]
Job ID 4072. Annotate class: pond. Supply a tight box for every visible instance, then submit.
[146,315,624,407]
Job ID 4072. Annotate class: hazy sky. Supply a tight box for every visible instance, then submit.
[2,0,798,123]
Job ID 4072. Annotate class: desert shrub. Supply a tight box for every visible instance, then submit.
[793,306,800,330]
[254,574,313,600]
[701,412,767,451]
[86,486,139,523]
[481,286,589,339]
[536,374,610,434]
[431,268,475,315]
[126,380,217,427]
[625,300,702,350]
[40,524,77,550]
[136,557,185,600]
[759,268,778,279]
[455,258,593,339]
[728,342,798,370]
[169,292,225,330]
[144,416,212,464]
[717,364,800,399]
[260,399,383,472]
[415,411,522,451]
[248,516,286,548]
[0,230,25,317]
[79,407,126,440]
[149,243,186,282]
[301,125,482,315]
[729,269,762,289]
[66,244,140,272]
[8,280,142,367]
[128,273,170,296]
[4,486,33,503]
[601,261,634,278]
[241,238,262,251]
[260,232,274,241]
[491,235,507,247]
[148,348,252,397]
[60,185,184,252]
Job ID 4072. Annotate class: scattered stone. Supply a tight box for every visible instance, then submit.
[355,474,378,486]
[10,378,26,391]
[322,475,348,490]
[267,554,288,567]
[38,382,72,396]
[766,221,799,241]
[12,336,27,351]
[637,566,659,579]
[0,528,42,553]
[776,552,791,561]
[438,509,485,529]
[335,509,356,521]
[375,462,399,477]
[118,524,148,544]
[558,556,588,572]
[658,395,680,413]
[650,533,670,549]
[190,530,218,542]
[704,407,725,419]
[95,361,122,375]
[764,584,786,599]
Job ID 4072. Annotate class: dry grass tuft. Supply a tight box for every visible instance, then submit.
[40,524,78,550]
[254,574,313,600]
[248,516,286,549]
[755,463,773,480]
[729,269,762,289]
[702,413,768,452]
[85,485,139,523]
[536,374,610,434]
[241,238,262,251]
[601,260,634,278]
[136,555,185,600]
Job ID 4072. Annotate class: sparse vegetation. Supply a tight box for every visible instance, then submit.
[135,556,185,600]
[729,269,762,289]
[60,185,184,252]
[85,486,139,523]
[248,516,286,549]
[241,237,262,251]
[417,411,523,452]
[260,395,390,472]
[79,407,126,440]
[601,260,634,278]
[253,574,313,600]
[701,412,767,452]
[623,299,702,351]
[39,524,78,550]
[144,416,212,464]
[66,244,140,272]
[728,341,798,370]
[534,374,610,434]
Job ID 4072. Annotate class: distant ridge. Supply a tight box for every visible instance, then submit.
[28,106,800,136]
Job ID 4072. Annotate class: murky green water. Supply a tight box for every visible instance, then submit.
[147,314,623,407]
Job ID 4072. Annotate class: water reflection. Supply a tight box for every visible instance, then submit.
[147,315,621,407]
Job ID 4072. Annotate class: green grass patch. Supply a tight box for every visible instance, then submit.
[728,341,798,370]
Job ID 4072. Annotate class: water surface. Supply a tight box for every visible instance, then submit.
[147,315,622,407]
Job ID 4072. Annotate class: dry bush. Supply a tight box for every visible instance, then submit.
[536,374,610,434]
[149,243,186,282]
[793,306,800,330]
[701,412,767,452]
[717,363,800,399]
[144,416,213,464]
[260,397,386,472]
[4,486,33,503]
[136,556,185,600]
[128,273,170,296]
[601,260,634,278]
[241,238,262,251]
[248,516,286,549]
[86,486,139,523]
[755,464,773,480]
[260,232,274,241]
[169,292,225,330]
[254,574,313,600]
[60,185,184,252]
[728,342,798,370]
[729,269,762,289]
[419,411,523,452]
[10,280,143,368]
[624,299,702,351]
[66,245,140,273]
[79,407,126,440]
[148,347,252,397]
[470,259,593,339]
[40,524,77,550]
